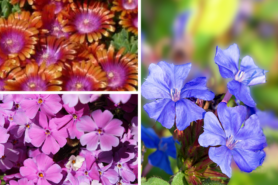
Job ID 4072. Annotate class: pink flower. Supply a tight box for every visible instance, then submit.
[20,153,63,184]
[21,95,62,119]
[62,94,100,107]
[29,113,67,155]
[77,110,124,151]
[109,94,131,105]
[0,126,10,155]
[9,178,34,185]
[55,103,89,139]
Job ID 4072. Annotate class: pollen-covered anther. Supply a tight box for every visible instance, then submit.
[99,170,102,175]
[72,160,76,164]
[38,98,43,104]
[108,72,114,78]
[29,83,36,88]
[84,171,88,175]
[26,124,30,128]
[75,83,83,90]
[1,155,5,159]
[170,88,181,102]
[45,130,51,135]
[73,114,78,120]
[38,173,44,178]
[6,39,13,45]
[117,163,122,169]
[15,104,20,109]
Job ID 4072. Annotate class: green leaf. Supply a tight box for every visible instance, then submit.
[142,177,170,185]
[1,0,12,18]
[12,3,21,13]
[111,29,138,54]
[172,172,188,185]
[142,177,147,183]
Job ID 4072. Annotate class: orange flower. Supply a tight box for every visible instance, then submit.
[5,62,62,91]
[60,1,115,43]
[120,13,138,35]
[76,42,105,62]
[35,36,77,67]
[112,0,138,15]
[62,60,107,91]
[96,45,138,91]
[10,0,33,7]
[0,11,41,61]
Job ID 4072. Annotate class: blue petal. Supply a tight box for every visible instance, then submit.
[142,63,171,100]
[231,148,265,173]
[235,114,267,151]
[161,137,177,159]
[217,102,247,138]
[176,99,205,130]
[141,126,160,149]
[227,80,256,107]
[240,56,268,86]
[209,146,233,178]
[214,44,239,78]
[199,112,226,147]
[173,11,190,40]
[181,77,215,100]
[144,99,175,129]
[158,61,191,90]
[148,150,173,175]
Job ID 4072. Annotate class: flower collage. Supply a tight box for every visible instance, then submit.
[1,0,278,185]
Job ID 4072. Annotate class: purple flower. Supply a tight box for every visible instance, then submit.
[198,102,267,177]
[91,162,119,185]
[55,103,89,139]
[214,44,267,107]
[9,178,34,185]
[21,95,62,119]
[141,126,176,175]
[62,94,100,107]
[29,113,67,155]
[0,143,19,171]
[20,153,63,184]
[142,61,214,130]
[114,151,136,183]
[77,110,124,151]
[0,126,9,154]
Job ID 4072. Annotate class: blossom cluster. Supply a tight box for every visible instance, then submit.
[142,44,268,180]
[0,94,138,185]
[0,0,138,91]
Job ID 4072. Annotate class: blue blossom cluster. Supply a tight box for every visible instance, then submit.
[142,44,268,178]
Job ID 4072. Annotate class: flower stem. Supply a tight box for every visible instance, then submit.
[222,91,232,103]
[142,163,153,177]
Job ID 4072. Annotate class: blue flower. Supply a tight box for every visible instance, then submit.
[142,61,214,130]
[198,102,267,177]
[141,126,176,175]
[214,44,268,107]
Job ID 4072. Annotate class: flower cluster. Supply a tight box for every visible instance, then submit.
[142,44,268,181]
[0,0,138,91]
[0,94,138,185]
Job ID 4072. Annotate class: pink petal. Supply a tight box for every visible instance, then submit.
[100,134,119,151]
[62,95,78,107]
[104,119,124,137]
[29,127,46,147]
[37,178,51,185]
[54,115,72,129]
[0,101,13,110]
[76,116,97,132]
[110,94,131,104]
[35,154,54,171]
[88,163,100,181]
[13,111,28,125]
[9,180,18,185]
[91,110,113,128]
[42,136,60,155]
[42,99,62,116]
[0,144,4,157]
[80,133,99,151]
[121,167,136,182]
[104,169,118,184]
[21,100,39,119]
[45,164,62,183]
[78,95,91,104]
[0,127,9,143]
[38,112,49,128]
[51,131,67,147]
[67,122,83,139]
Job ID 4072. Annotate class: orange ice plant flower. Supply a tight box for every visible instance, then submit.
[5,62,62,91]
[119,13,138,35]
[60,1,115,43]
[62,60,107,91]
[0,11,42,61]
[96,45,138,91]
[112,0,138,15]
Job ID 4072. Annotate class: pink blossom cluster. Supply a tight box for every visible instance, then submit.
[0,94,138,185]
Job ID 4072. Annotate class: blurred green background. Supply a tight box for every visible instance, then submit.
[141,0,278,184]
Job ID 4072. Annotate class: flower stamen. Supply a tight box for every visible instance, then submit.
[170,88,181,102]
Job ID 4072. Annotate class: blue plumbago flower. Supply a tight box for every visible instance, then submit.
[198,102,267,177]
[142,61,214,130]
[215,43,268,107]
[141,126,176,175]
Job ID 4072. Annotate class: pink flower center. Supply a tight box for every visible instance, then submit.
[99,170,103,175]
[26,124,30,128]
[103,64,127,89]
[12,139,18,145]
[66,77,92,91]
[22,78,47,91]
[122,0,138,10]
[97,128,104,135]
[45,130,51,136]
[15,104,20,109]
[73,114,78,120]
[38,98,43,104]
[74,13,101,34]
[170,88,181,102]
[0,30,25,54]
[117,163,122,169]
[37,48,61,65]
[1,155,5,159]
[38,172,44,178]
